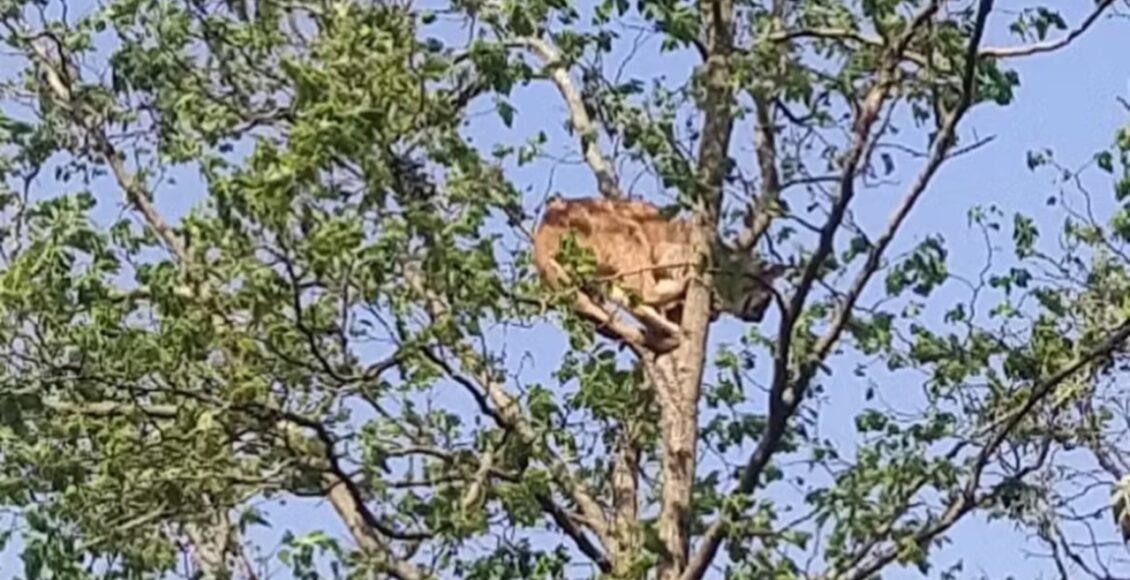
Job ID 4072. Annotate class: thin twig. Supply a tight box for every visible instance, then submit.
[980,0,1115,58]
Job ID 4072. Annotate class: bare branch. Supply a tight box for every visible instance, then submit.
[980,0,1115,58]
[515,37,621,199]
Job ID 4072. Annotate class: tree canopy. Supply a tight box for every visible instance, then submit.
[0,0,1129,578]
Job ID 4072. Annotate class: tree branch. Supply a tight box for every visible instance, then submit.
[980,0,1115,58]
[830,318,1130,580]
[514,37,621,199]
[414,293,618,570]
[24,33,189,264]
[322,474,427,580]
[760,0,1109,74]
[421,343,612,541]
[536,493,613,574]
[735,95,782,251]
[681,3,951,578]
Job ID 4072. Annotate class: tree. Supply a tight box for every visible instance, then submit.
[0,0,1128,577]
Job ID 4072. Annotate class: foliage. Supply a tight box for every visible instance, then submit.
[0,0,1127,578]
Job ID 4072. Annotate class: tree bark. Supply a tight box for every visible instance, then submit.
[609,424,642,577]
[654,0,734,577]
[183,506,242,580]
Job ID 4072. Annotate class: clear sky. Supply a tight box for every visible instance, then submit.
[2,0,1129,578]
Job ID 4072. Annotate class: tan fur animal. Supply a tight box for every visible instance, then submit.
[532,196,687,351]
[532,195,783,352]
[626,202,783,327]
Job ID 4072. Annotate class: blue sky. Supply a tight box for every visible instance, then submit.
[2,0,1130,578]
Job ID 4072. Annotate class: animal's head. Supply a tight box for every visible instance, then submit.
[712,250,787,323]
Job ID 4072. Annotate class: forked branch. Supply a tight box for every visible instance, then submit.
[681,1,990,577]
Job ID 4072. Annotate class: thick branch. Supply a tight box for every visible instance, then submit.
[25,35,189,264]
[736,95,782,251]
[323,474,427,580]
[537,494,613,574]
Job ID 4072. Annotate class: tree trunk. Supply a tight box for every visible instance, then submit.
[183,508,237,580]
[654,0,734,576]
[609,424,642,577]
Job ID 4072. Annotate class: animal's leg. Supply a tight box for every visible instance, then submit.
[647,241,695,307]
[608,286,682,337]
[650,277,690,306]
[572,291,680,353]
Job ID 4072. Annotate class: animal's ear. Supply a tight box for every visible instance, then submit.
[545,193,571,212]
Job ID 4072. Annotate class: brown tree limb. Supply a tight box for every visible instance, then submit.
[323,474,427,580]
